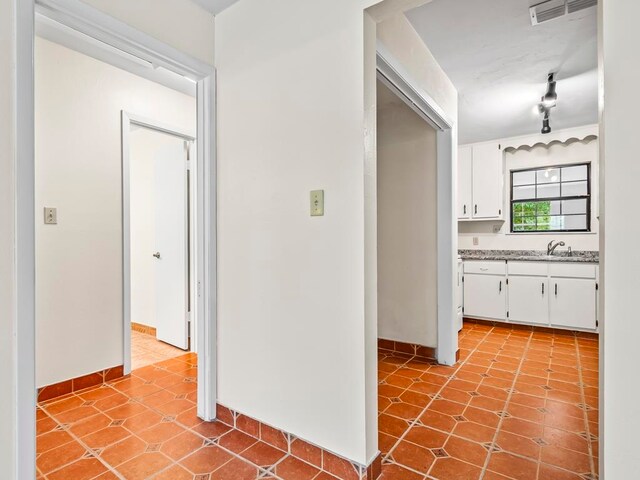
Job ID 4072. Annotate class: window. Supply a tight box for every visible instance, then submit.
[510,163,591,233]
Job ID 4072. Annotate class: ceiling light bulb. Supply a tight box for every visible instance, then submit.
[541,117,551,134]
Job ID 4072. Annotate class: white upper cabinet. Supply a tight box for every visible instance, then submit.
[458,142,504,220]
[457,146,472,219]
[471,142,504,219]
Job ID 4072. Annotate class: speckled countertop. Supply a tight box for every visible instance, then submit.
[459,249,599,264]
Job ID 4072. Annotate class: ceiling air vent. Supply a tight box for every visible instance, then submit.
[530,0,597,26]
[567,0,598,14]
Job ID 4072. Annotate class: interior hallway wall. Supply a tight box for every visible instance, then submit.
[35,37,195,388]
[601,0,640,477]
[216,0,456,465]
[377,82,438,348]
[0,0,18,475]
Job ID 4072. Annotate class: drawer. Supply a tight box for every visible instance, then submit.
[464,260,506,275]
[548,263,597,279]
[508,261,548,277]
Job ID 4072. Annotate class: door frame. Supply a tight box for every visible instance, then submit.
[376,43,458,366]
[15,0,218,477]
[121,112,196,373]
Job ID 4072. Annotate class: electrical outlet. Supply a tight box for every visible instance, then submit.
[473,237,479,246]
[44,207,57,225]
[310,190,324,216]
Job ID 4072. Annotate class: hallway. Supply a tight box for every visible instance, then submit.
[378,322,598,479]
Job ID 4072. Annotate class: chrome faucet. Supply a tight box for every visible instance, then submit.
[547,240,566,256]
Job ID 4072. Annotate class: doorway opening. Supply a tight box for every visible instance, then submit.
[123,115,197,371]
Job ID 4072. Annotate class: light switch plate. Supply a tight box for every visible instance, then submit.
[44,207,57,225]
[473,237,479,246]
[310,190,324,216]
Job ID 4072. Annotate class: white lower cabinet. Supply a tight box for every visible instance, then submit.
[549,278,597,330]
[463,262,506,320]
[463,260,598,331]
[508,276,549,325]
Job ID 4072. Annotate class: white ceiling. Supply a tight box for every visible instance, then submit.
[406,0,598,144]
[190,0,241,15]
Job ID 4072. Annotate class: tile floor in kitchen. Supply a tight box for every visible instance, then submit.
[36,321,598,479]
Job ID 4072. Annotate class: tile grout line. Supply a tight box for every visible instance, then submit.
[478,329,534,480]
[381,325,496,477]
[575,336,597,479]
[38,401,127,480]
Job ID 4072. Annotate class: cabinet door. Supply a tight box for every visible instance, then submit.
[464,274,506,320]
[508,276,549,325]
[458,146,472,219]
[549,278,597,330]
[472,142,503,219]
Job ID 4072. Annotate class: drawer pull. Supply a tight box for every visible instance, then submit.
[480,267,489,271]
[555,283,558,296]
[499,281,502,293]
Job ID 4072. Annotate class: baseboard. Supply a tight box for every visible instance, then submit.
[377,338,436,360]
[216,403,382,479]
[131,322,157,337]
[464,317,598,339]
[37,364,125,402]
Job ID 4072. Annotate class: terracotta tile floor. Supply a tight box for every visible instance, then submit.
[378,322,599,480]
[131,330,187,370]
[36,321,599,480]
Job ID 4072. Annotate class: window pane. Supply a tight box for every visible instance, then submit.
[562,198,587,215]
[562,181,588,197]
[563,215,588,230]
[549,216,565,230]
[522,216,536,226]
[537,183,560,198]
[562,165,588,182]
[513,170,536,186]
[513,185,535,200]
[512,203,524,216]
[536,201,551,216]
[549,200,561,215]
[537,168,560,184]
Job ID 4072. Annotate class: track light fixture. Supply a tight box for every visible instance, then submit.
[538,73,557,134]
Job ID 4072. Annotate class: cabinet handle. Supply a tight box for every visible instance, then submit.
[542,283,545,295]
[499,281,502,293]
[475,205,478,215]
[555,283,558,296]
[463,205,466,215]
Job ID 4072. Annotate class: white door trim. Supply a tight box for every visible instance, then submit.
[376,43,458,366]
[15,1,218,477]
[121,112,196,374]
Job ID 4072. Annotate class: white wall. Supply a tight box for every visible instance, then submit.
[459,138,600,252]
[601,1,640,477]
[79,0,215,65]
[216,0,378,464]
[377,83,438,348]
[35,38,195,387]
[216,0,456,465]
[0,0,17,476]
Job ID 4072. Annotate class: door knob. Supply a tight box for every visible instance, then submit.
[153,252,161,259]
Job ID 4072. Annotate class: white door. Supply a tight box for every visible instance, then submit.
[549,278,597,330]
[464,274,506,320]
[472,142,503,219]
[154,138,189,349]
[458,146,472,219]
[508,276,549,325]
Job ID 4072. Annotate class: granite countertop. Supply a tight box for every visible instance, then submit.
[459,249,599,264]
